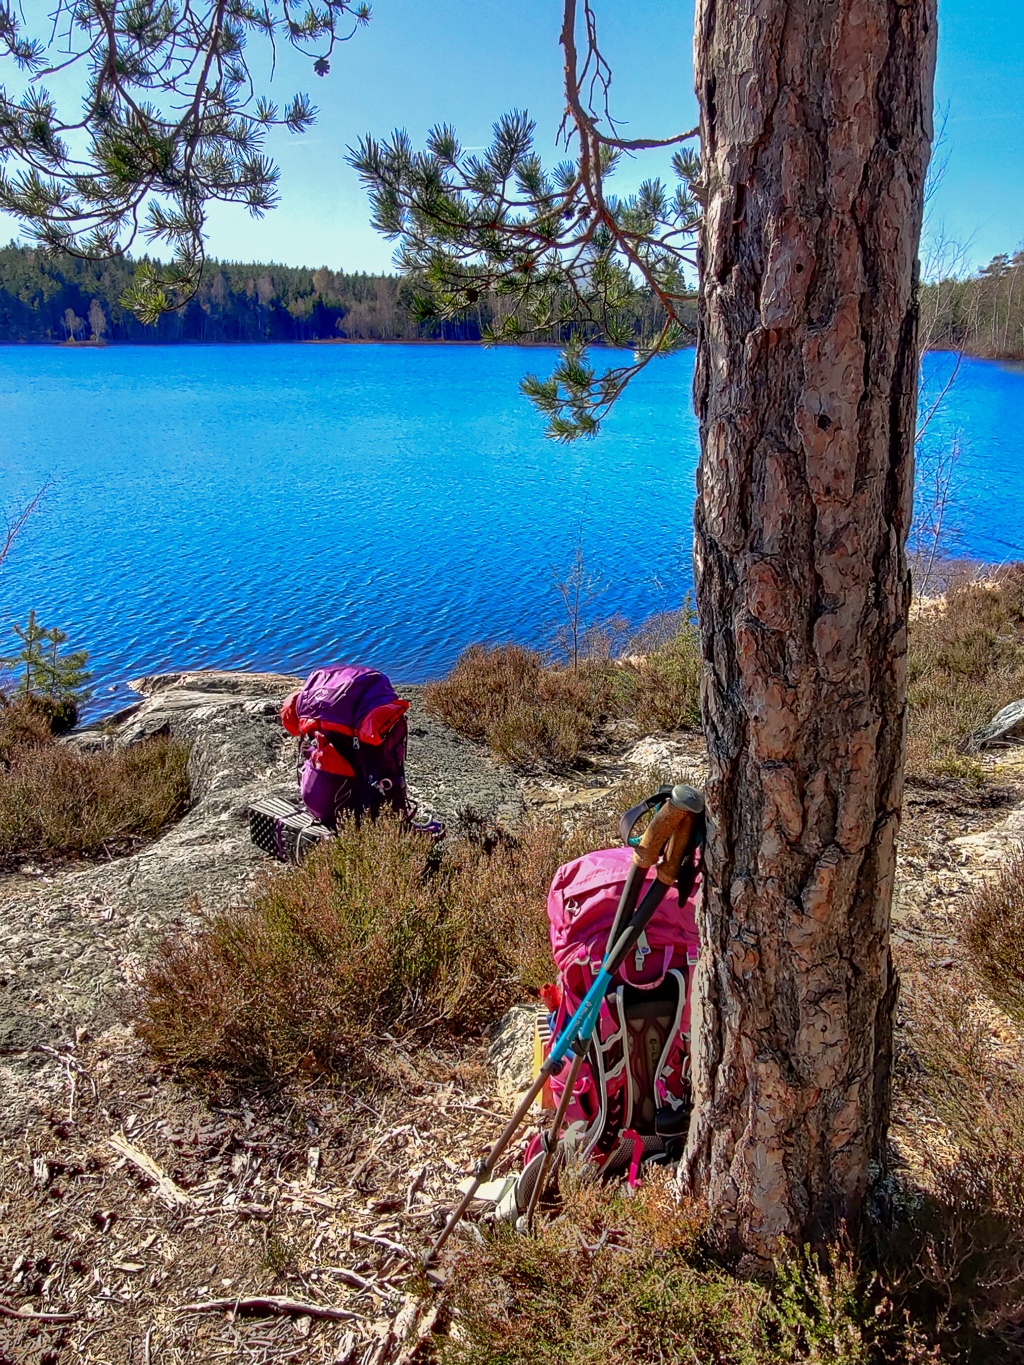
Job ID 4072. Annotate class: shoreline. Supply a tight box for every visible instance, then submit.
[0,336,616,350]
[3,336,1021,361]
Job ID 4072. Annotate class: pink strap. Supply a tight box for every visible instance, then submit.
[618,945,673,989]
[621,1129,644,1189]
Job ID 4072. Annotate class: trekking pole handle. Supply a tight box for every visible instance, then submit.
[632,785,703,872]
[655,810,697,887]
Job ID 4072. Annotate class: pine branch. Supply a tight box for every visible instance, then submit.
[0,0,372,312]
[347,0,701,437]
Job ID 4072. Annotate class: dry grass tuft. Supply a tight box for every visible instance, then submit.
[615,608,703,733]
[0,690,54,759]
[963,842,1024,1025]
[425,614,703,769]
[442,1169,926,1365]
[906,565,1024,784]
[890,958,1024,1356]
[135,811,568,1077]
[0,698,190,868]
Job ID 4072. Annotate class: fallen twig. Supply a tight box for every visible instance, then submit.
[352,1232,416,1263]
[0,1302,82,1323]
[322,1266,377,1293]
[335,1331,358,1364]
[108,1133,192,1206]
[177,1295,365,1322]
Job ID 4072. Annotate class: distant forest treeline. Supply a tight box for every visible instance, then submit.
[0,244,685,346]
[3,243,1020,356]
[922,251,1024,359]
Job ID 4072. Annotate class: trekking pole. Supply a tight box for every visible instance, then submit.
[521,1047,586,1227]
[427,784,704,1263]
[522,784,704,1225]
[426,1053,564,1262]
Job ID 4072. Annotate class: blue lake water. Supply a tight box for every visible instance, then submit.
[1,344,1023,718]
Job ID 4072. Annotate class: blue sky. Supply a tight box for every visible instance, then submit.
[4,0,1022,276]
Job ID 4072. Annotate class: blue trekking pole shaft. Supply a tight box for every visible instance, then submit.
[524,787,704,1223]
[427,784,703,1261]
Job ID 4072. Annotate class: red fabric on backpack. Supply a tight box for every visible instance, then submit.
[280,689,301,737]
[357,699,409,744]
[308,733,356,778]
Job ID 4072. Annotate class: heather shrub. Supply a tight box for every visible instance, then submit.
[424,643,615,767]
[441,1169,926,1365]
[135,811,567,1075]
[0,719,190,868]
[429,571,1024,776]
[0,691,53,760]
[426,616,704,769]
[134,773,671,1079]
[906,565,1024,783]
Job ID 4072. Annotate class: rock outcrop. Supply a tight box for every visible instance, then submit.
[967,698,1024,752]
[0,671,523,1086]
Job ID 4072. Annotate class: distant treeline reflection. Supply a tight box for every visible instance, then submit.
[0,245,688,346]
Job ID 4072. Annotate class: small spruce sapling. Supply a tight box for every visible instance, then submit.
[42,626,92,705]
[0,611,92,731]
[1,609,48,694]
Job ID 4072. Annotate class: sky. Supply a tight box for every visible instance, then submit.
[2,0,1021,277]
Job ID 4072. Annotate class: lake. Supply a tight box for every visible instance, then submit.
[1,344,1022,718]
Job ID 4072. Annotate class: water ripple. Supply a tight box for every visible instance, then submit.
[1,344,1022,718]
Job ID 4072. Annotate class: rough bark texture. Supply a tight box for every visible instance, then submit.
[686,0,937,1254]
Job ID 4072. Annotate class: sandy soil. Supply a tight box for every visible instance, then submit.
[2,675,1022,1364]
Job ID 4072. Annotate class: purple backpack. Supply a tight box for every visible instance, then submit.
[281,665,411,828]
[523,845,701,1186]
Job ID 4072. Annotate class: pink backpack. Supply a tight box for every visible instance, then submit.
[524,844,701,1183]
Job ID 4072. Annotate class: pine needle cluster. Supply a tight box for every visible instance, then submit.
[0,0,371,317]
[349,113,701,439]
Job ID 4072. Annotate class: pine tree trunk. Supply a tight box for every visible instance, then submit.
[686,0,937,1256]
